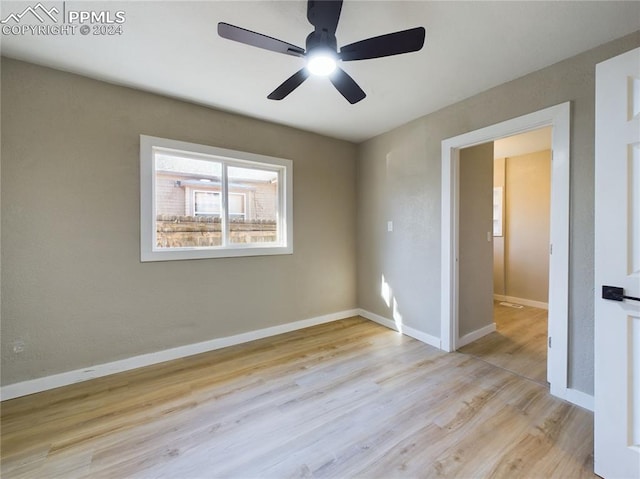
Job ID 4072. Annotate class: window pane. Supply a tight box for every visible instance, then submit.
[228,166,278,244]
[194,191,221,216]
[155,154,222,249]
[229,193,246,218]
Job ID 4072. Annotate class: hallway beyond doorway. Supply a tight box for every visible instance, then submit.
[458,301,547,385]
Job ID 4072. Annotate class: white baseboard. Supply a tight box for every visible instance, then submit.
[457,323,497,348]
[494,294,548,310]
[0,309,360,401]
[359,309,397,330]
[2,307,595,413]
[358,309,441,349]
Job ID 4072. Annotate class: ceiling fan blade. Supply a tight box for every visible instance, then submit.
[307,0,343,35]
[218,22,305,57]
[268,68,310,100]
[329,67,366,104]
[339,27,426,61]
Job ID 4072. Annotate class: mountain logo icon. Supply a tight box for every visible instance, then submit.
[1,3,59,24]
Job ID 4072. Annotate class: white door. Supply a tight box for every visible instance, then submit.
[594,47,640,479]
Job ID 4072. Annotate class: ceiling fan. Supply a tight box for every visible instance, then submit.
[218,0,425,104]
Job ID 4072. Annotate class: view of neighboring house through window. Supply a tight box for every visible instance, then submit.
[155,156,279,246]
[193,191,221,217]
[193,191,246,219]
[140,135,292,261]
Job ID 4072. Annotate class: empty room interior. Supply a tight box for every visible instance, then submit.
[1,1,639,478]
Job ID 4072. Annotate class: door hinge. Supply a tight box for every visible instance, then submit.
[548,337,552,348]
[550,244,553,255]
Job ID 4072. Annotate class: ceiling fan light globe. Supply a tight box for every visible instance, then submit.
[306,53,337,76]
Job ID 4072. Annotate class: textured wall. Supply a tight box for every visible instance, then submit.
[1,58,357,386]
[504,151,551,303]
[493,149,551,304]
[357,31,640,395]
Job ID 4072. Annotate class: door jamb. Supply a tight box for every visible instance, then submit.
[440,102,571,401]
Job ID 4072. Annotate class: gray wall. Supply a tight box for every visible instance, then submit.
[502,151,552,304]
[459,143,494,337]
[4,32,640,396]
[1,58,358,386]
[357,31,640,395]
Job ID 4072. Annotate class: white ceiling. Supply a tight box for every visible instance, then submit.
[1,1,639,142]
[494,127,551,159]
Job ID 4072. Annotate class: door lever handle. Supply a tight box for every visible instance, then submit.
[602,285,640,302]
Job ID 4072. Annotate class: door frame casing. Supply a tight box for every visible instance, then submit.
[440,102,571,403]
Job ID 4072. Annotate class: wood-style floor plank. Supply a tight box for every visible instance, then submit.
[458,301,548,384]
[1,316,594,478]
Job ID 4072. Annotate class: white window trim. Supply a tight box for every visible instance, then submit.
[141,135,293,261]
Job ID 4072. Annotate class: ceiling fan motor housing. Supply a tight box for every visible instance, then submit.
[306,30,337,55]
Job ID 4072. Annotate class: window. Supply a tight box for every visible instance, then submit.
[140,135,292,261]
[192,191,246,219]
[228,193,246,220]
[193,191,221,216]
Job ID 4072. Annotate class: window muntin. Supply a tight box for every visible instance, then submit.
[141,135,292,261]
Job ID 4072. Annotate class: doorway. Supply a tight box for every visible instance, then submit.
[457,128,552,385]
[440,102,573,403]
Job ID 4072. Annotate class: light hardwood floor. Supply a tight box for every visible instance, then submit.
[459,302,548,385]
[1,317,595,478]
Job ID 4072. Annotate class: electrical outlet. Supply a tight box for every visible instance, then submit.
[13,340,25,354]
[387,221,393,232]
